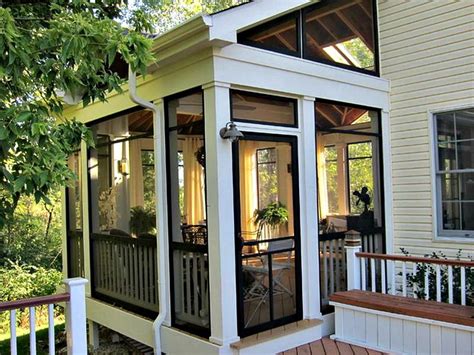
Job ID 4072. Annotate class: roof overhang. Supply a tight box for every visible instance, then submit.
[151,0,319,66]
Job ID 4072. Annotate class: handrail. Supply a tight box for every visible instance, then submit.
[91,232,156,247]
[356,252,474,267]
[0,293,70,312]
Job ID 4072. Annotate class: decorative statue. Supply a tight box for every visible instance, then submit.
[353,186,371,213]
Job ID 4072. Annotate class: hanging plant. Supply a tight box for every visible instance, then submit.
[195,146,205,167]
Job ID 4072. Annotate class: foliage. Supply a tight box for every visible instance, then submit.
[253,202,289,228]
[343,38,374,70]
[401,248,474,306]
[0,1,153,228]
[130,206,156,236]
[0,261,63,333]
[0,192,62,270]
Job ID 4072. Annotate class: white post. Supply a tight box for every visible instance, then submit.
[203,82,239,346]
[345,230,361,290]
[64,278,88,354]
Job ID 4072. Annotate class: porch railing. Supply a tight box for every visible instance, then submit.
[0,278,87,355]
[345,241,474,305]
[319,229,384,309]
[172,242,209,329]
[91,233,159,315]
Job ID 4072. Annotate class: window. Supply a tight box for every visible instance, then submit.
[256,148,278,209]
[324,146,339,214]
[237,12,300,56]
[231,90,297,127]
[303,0,376,73]
[347,142,373,214]
[141,150,156,212]
[435,109,474,237]
[237,0,378,75]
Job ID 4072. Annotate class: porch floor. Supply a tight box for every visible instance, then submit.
[279,337,386,355]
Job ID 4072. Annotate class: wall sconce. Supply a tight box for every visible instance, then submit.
[118,158,129,176]
[219,122,244,143]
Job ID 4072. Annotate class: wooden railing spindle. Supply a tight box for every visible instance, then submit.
[436,264,441,302]
[381,259,386,294]
[390,260,396,295]
[412,263,417,298]
[424,268,429,300]
[402,262,407,297]
[10,309,17,355]
[48,304,55,355]
[448,265,453,304]
[361,257,366,291]
[29,307,36,355]
[370,258,376,292]
[461,267,466,306]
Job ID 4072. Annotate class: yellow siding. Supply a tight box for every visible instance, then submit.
[379,0,474,257]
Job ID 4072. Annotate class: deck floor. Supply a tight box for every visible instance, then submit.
[279,337,385,355]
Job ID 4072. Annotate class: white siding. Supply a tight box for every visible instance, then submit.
[379,0,474,257]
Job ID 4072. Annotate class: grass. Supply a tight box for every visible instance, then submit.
[0,322,65,355]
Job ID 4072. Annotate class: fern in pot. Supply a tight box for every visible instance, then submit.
[130,207,156,237]
[253,201,289,236]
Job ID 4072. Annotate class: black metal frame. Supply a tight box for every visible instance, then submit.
[314,98,386,314]
[164,87,211,338]
[237,0,380,77]
[230,89,299,128]
[232,132,303,337]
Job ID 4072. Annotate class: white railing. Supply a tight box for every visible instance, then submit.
[0,278,88,355]
[320,230,384,308]
[345,243,474,305]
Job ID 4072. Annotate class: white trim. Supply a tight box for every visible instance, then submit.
[429,105,474,243]
[330,301,474,333]
[381,110,394,255]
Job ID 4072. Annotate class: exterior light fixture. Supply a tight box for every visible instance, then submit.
[118,158,129,176]
[219,122,244,143]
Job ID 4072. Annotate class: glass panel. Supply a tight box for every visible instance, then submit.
[166,91,210,335]
[455,110,474,141]
[461,202,474,230]
[457,140,474,170]
[304,0,375,72]
[257,148,278,209]
[67,152,84,278]
[87,109,158,314]
[442,202,460,230]
[438,142,456,171]
[348,142,373,215]
[324,146,339,214]
[271,249,296,321]
[436,113,455,142]
[460,173,474,201]
[238,14,299,55]
[440,173,459,201]
[231,90,296,126]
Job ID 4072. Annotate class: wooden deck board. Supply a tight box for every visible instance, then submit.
[281,337,386,355]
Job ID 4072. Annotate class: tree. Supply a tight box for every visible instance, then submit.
[0,1,154,227]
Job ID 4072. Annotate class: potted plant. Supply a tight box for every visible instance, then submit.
[253,201,289,234]
[129,206,156,237]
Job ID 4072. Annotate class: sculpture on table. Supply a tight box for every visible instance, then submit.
[353,186,371,213]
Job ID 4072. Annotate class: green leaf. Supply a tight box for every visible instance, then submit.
[0,126,8,140]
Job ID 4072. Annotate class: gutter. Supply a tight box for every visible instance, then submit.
[128,67,167,354]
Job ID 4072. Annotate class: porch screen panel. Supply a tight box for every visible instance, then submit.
[303,0,376,73]
[237,137,301,336]
[66,151,84,278]
[166,90,210,337]
[87,109,158,316]
[315,101,384,313]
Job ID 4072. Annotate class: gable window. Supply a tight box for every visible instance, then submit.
[435,109,474,237]
[237,0,378,76]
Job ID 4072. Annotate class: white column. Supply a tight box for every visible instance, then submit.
[300,96,321,319]
[64,278,88,354]
[345,231,361,290]
[203,82,239,346]
[381,109,394,255]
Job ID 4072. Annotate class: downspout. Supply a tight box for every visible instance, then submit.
[128,67,167,354]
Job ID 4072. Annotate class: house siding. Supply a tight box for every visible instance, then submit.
[379,0,474,257]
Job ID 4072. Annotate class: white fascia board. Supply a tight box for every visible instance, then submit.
[214,44,390,111]
[209,0,319,43]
